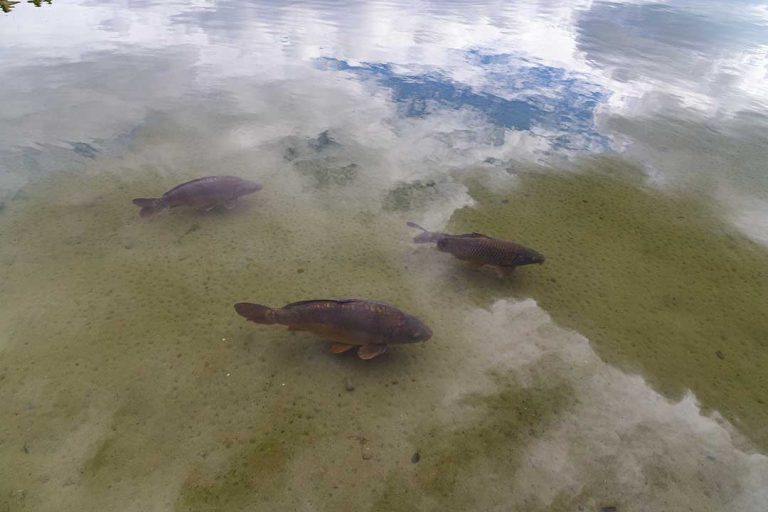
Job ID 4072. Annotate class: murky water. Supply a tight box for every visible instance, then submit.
[1,1,767,511]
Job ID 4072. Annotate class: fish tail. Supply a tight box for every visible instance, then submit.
[132,197,167,218]
[406,221,440,243]
[234,303,278,325]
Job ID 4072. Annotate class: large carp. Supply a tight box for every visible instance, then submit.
[407,222,545,272]
[234,299,432,360]
[132,176,261,218]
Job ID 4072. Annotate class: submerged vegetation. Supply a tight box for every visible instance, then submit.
[1,154,766,510]
[449,159,768,451]
[1,0,51,14]
[382,179,441,212]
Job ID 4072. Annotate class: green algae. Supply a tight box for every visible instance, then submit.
[293,159,359,188]
[1,156,767,511]
[0,168,469,511]
[175,400,315,511]
[282,130,360,188]
[372,374,574,512]
[83,436,118,476]
[382,179,440,212]
[448,158,768,450]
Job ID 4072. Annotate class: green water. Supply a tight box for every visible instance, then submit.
[1,156,766,511]
[451,160,768,450]
[3,0,768,510]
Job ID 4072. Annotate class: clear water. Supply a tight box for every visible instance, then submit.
[1,1,767,511]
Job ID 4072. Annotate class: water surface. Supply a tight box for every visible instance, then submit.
[1,1,767,511]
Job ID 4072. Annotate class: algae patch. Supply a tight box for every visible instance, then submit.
[175,398,315,511]
[282,130,360,188]
[373,375,573,512]
[2,158,767,511]
[449,160,768,451]
[382,179,441,212]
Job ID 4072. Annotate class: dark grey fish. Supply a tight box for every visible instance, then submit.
[132,176,261,218]
[234,298,432,360]
[407,221,545,271]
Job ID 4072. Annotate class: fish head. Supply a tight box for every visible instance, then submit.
[392,315,433,344]
[517,248,545,265]
[236,179,263,196]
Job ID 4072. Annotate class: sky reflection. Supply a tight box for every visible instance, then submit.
[1,0,767,237]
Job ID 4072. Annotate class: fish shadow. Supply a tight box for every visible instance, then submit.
[447,264,546,305]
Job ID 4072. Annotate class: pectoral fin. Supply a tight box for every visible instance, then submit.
[197,203,218,213]
[224,199,238,210]
[330,343,355,354]
[357,344,388,360]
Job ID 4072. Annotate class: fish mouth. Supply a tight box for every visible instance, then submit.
[239,182,263,195]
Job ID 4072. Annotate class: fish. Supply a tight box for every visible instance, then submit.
[132,176,262,218]
[407,221,545,273]
[234,298,432,360]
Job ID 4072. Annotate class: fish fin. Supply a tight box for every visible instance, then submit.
[234,303,277,325]
[357,344,388,360]
[132,198,157,207]
[407,222,441,244]
[406,221,428,231]
[224,199,238,210]
[284,298,396,310]
[457,232,491,239]
[198,203,218,213]
[330,343,355,354]
[283,298,360,309]
[132,197,166,218]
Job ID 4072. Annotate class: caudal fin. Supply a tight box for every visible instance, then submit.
[132,197,166,218]
[234,303,278,325]
[406,221,439,243]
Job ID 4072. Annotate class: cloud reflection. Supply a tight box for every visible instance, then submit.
[320,52,611,152]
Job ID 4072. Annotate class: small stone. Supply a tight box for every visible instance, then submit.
[344,378,355,392]
[23,443,29,454]
[411,451,421,464]
[297,268,305,274]
[715,350,725,360]
[601,506,617,512]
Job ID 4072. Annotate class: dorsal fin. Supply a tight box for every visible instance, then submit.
[282,298,397,310]
[164,176,241,195]
[455,232,492,239]
[284,299,349,308]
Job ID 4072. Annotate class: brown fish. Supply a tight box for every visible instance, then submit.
[407,221,545,272]
[132,176,262,218]
[234,299,432,360]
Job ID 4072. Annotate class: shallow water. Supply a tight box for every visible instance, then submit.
[1,1,768,511]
